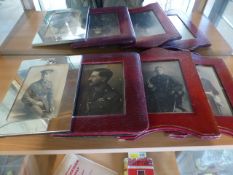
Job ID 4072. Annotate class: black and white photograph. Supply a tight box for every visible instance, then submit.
[130,10,165,38]
[76,64,124,116]
[87,13,120,38]
[45,11,86,40]
[7,64,69,122]
[196,65,233,116]
[142,61,192,113]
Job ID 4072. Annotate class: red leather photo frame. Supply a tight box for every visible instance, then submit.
[192,54,233,136]
[162,10,211,50]
[64,52,148,136]
[139,48,219,138]
[71,6,135,48]
[129,3,181,48]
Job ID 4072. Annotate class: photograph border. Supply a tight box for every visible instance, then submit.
[162,10,211,50]
[71,6,136,48]
[140,48,219,138]
[70,52,148,136]
[129,3,181,48]
[192,54,233,136]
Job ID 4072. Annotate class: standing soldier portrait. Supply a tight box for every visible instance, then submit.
[77,67,123,116]
[144,65,189,113]
[21,69,55,118]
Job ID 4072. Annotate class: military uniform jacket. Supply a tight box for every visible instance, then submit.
[78,83,123,115]
[22,79,53,112]
[146,74,184,112]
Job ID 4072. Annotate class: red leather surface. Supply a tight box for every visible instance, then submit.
[162,10,211,51]
[69,52,148,136]
[139,48,219,138]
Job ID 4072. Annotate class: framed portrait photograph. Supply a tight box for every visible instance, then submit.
[129,3,181,48]
[65,52,148,136]
[192,54,233,136]
[7,64,69,122]
[139,48,219,138]
[0,56,82,136]
[162,10,211,50]
[71,6,136,48]
[76,63,124,116]
[32,8,89,46]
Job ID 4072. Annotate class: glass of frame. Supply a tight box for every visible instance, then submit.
[71,6,136,48]
[129,3,181,48]
[162,10,211,50]
[192,54,233,136]
[168,15,195,40]
[0,56,82,136]
[139,48,219,138]
[32,9,89,46]
[67,52,148,136]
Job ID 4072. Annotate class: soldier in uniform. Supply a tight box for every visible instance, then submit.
[21,69,54,117]
[196,68,224,116]
[145,66,185,113]
[78,68,123,115]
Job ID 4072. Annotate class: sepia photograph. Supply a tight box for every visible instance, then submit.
[196,65,233,116]
[76,63,124,116]
[87,13,120,38]
[7,64,69,122]
[142,61,192,113]
[130,10,165,38]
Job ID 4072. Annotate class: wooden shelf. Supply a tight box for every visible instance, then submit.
[2,132,233,154]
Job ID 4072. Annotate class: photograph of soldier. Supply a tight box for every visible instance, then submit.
[196,65,233,116]
[21,69,54,117]
[7,64,69,122]
[87,13,120,38]
[76,64,124,116]
[142,61,192,113]
[130,10,165,38]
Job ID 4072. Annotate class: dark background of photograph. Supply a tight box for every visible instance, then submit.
[87,13,120,38]
[142,61,193,112]
[130,10,165,37]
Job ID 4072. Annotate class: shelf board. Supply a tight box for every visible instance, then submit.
[1,132,233,154]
